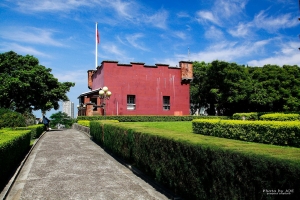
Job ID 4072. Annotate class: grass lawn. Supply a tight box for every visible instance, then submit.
[120,121,300,165]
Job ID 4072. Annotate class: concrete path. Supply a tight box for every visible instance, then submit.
[4,129,169,200]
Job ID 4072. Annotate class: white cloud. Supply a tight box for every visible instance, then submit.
[228,22,253,37]
[0,26,63,46]
[100,43,125,57]
[196,0,248,26]
[99,43,133,63]
[247,42,300,66]
[168,39,272,64]
[108,0,136,20]
[0,42,48,57]
[254,11,298,32]
[173,31,187,40]
[196,11,220,26]
[214,0,248,19]
[205,26,224,40]
[14,0,94,12]
[145,9,168,29]
[177,12,190,18]
[54,69,86,83]
[125,33,149,51]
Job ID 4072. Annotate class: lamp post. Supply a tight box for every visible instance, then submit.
[99,86,112,116]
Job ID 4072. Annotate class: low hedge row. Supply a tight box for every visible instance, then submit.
[233,112,300,121]
[192,119,300,147]
[77,120,90,127]
[260,113,300,121]
[0,129,31,189]
[78,115,229,122]
[89,121,300,199]
[15,124,44,139]
[232,112,259,120]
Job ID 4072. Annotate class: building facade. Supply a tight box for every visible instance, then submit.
[78,60,193,116]
[62,101,74,118]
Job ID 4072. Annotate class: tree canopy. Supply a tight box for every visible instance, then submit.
[0,51,75,113]
[50,111,75,128]
[191,60,300,115]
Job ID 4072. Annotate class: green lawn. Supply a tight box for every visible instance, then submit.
[120,121,300,165]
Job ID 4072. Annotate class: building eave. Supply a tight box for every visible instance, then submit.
[77,88,101,98]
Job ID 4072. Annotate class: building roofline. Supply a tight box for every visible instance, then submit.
[179,60,193,64]
[101,60,119,64]
[77,88,101,98]
[130,62,145,65]
[155,63,169,66]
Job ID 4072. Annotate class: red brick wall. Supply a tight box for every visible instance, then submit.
[90,61,191,116]
[87,70,95,89]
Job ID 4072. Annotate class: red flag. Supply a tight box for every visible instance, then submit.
[96,24,100,44]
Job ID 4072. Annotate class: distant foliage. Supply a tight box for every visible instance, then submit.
[50,111,76,128]
[191,61,300,115]
[0,108,26,128]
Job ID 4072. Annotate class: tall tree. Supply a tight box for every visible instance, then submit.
[190,61,210,115]
[0,51,75,113]
[50,111,74,128]
[192,60,300,115]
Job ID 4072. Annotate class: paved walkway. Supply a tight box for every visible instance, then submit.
[4,129,169,200]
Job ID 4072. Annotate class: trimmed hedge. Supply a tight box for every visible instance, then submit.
[0,109,26,128]
[78,115,229,122]
[260,113,300,121]
[232,112,259,120]
[233,112,300,121]
[0,129,31,189]
[77,120,90,127]
[192,119,300,147]
[15,124,44,139]
[89,121,300,200]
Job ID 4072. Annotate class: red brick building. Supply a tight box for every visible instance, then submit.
[78,60,193,116]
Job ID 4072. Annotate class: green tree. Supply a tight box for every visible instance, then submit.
[191,60,252,116]
[50,111,75,128]
[249,64,300,112]
[191,60,300,115]
[0,51,75,113]
[190,61,210,115]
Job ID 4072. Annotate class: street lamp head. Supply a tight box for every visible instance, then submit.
[99,90,105,95]
[77,105,80,108]
[102,86,108,92]
[107,91,112,96]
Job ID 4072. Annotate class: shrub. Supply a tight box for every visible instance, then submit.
[15,124,44,139]
[89,121,300,199]
[77,115,229,122]
[192,119,300,147]
[232,112,258,120]
[260,113,300,121]
[0,129,31,189]
[0,110,26,128]
[77,120,90,127]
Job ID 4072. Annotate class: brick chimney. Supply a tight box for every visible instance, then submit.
[87,70,95,90]
[179,61,193,82]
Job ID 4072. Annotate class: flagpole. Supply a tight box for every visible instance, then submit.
[95,22,98,69]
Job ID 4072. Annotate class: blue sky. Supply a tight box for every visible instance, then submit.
[0,0,299,117]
